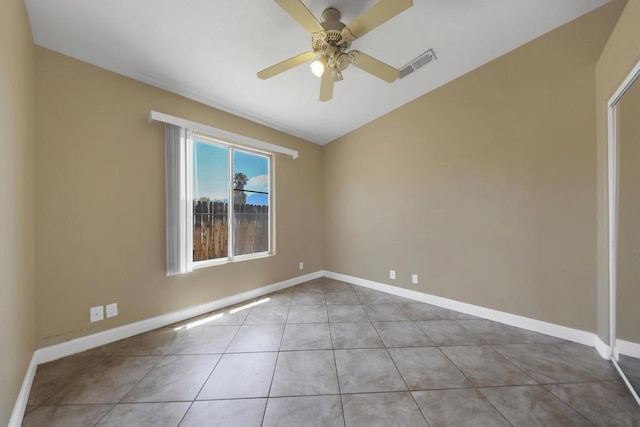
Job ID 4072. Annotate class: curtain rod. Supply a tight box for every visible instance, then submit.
[148,111,299,159]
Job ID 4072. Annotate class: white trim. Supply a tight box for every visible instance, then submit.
[608,94,619,355]
[612,359,640,406]
[11,270,321,424]
[607,60,640,107]
[184,130,194,272]
[192,252,273,269]
[607,101,618,354]
[190,138,275,268]
[608,59,640,351]
[10,268,626,424]
[149,111,299,159]
[617,339,640,359]
[323,271,603,351]
[36,271,321,364]
[594,335,612,359]
[607,58,640,405]
[8,353,39,427]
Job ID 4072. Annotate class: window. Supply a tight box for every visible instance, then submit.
[192,135,272,266]
[163,121,275,276]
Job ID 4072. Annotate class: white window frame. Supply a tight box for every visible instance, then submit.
[150,110,298,159]
[192,133,274,269]
[154,111,292,276]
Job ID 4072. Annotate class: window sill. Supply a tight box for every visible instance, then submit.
[193,252,273,270]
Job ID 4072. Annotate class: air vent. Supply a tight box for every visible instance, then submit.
[399,49,437,79]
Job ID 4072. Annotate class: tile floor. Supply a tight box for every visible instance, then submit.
[23,278,640,426]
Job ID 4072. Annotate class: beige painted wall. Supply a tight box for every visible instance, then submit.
[595,0,640,343]
[323,2,623,332]
[617,73,640,344]
[0,0,632,420]
[34,48,323,347]
[0,0,36,423]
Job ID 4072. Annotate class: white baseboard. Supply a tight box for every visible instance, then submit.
[594,335,612,359]
[10,270,321,425]
[13,268,614,425]
[323,270,606,356]
[617,339,640,359]
[8,353,38,427]
[37,270,322,364]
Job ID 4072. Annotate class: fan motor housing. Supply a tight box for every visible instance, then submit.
[312,8,351,54]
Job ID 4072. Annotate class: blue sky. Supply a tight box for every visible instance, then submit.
[193,142,227,201]
[233,151,269,194]
[193,140,269,204]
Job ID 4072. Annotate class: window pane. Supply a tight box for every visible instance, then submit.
[233,150,269,256]
[193,141,228,261]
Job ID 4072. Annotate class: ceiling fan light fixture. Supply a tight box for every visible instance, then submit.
[259,0,413,100]
[310,56,326,78]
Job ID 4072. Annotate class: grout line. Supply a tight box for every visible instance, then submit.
[435,345,514,427]
[326,300,347,427]
[536,387,599,426]
[35,382,618,406]
[24,280,630,426]
[364,304,432,427]
[259,298,292,426]
[473,390,515,427]
[536,378,624,386]
[114,356,166,403]
[485,344,541,386]
[183,307,248,422]
[91,404,118,427]
[176,401,194,427]
[191,354,225,400]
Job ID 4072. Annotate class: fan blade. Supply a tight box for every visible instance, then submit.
[351,51,399,83]
[320,66,334,101]
[275,0,324,34]
[257,51,315,79]
[344,0,412,39]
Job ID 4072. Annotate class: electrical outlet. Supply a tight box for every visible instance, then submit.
[90,306,104,323]
[412,274,418,284]
[106,303,118,318]
[390,270,396,280]
[299,262,304,270]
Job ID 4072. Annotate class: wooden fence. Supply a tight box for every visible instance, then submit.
[193,200,269,261]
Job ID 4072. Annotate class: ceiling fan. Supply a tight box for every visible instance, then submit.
[257,0,413,102]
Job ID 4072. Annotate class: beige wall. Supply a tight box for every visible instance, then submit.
[1,0,634,419]
[0,0,36,423]
[34,48,323,347]
[616,71,640,344]
[323,2,624,332]
[595,0,640,343]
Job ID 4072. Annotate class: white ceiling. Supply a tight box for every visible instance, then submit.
[25,0,608,145]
